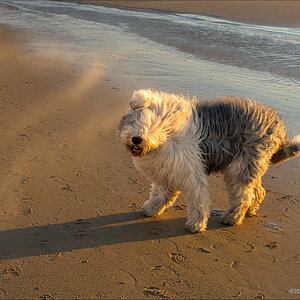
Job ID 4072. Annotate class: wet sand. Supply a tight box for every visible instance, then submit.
[0,26,300,299]
[56,0,300,26]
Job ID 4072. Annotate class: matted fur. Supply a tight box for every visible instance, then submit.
[117,89,300,232]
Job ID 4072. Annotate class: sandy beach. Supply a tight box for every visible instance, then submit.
[58,0,300,26]
[0,1,300,299]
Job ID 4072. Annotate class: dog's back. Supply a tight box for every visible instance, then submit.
[195,97,290,174]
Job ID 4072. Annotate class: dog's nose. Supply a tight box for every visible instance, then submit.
[132,136,143,145]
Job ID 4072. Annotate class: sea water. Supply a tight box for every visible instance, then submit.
[0,0,299,136]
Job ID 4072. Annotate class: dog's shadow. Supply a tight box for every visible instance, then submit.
[0,210,226,260]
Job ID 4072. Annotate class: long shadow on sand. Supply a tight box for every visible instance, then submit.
[0,211,226,260]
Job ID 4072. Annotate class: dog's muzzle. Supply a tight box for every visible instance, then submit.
[128,136,145,157]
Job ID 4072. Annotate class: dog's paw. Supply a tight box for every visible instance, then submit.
[221,212,244,225]
[141,201,166,217]
[246,209,257,217]
[185,220,206,233]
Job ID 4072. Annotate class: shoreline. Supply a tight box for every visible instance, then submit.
[51,0,300,27]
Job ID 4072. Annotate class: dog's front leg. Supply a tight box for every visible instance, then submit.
[141,184,180,217]
[183,174,210,233]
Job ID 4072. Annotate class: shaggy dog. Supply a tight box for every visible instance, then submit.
[117,89,300,232]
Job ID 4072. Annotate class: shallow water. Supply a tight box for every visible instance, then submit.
[0,0,299,135]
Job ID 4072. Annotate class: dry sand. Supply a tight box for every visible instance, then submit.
[57,0,300,26]
[0,26,300,299]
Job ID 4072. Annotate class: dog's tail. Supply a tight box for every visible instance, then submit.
[271,135,300,165]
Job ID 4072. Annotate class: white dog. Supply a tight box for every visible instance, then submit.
[117,89,300,232]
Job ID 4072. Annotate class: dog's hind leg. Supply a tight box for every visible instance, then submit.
[246,178,266,217]
[221,174,254,225]
[222,154,269,225]
[141,184,180,217]
[222,162,267,225]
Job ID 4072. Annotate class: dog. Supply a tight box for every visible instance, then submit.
[117,89,300,232]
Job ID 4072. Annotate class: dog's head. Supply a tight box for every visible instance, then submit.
[117,89,192,157]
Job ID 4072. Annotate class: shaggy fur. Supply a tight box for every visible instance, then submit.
[117,89,300,232]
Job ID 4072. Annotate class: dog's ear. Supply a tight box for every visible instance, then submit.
[130,90,152,111]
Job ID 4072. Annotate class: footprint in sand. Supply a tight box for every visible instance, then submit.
[265,241,279,249]
[130,203,141,211]
[61,183,75,192]
[74,230,88,239]
[2,266,20,276]
[169,252,186,264]
[39,294,54,300]
[21,177,33,184]
[74,219,90,225]
[197,247,212,254]
[265,223,282,231]
[143,286,169,299]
